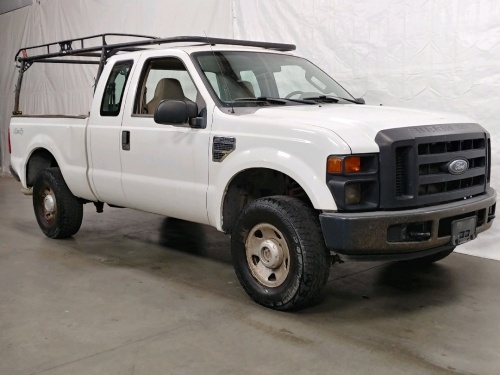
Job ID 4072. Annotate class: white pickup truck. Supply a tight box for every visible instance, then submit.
[9,34,496,310]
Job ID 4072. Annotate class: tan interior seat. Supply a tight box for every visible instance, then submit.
[146,78,186,114]
[239,80,255,97]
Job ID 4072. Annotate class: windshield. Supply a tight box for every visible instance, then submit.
[193,51,355,107]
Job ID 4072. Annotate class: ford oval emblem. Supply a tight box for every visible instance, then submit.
[448,159,469,175]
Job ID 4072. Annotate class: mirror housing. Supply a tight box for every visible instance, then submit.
[154,100,199,126]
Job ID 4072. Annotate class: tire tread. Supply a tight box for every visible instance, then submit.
[232,196,330,311]
[33,168,83,239]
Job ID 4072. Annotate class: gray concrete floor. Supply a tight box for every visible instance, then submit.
[1,176,500,375]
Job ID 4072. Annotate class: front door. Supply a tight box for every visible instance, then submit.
[119,54,210,224]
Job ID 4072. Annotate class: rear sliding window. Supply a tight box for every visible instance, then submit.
[100,60,133,116]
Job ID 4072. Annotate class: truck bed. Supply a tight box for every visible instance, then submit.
[10,115,96,201]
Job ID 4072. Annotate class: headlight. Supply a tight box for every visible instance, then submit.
[326,154,379,211]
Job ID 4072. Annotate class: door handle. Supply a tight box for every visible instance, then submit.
[122,131,130,151]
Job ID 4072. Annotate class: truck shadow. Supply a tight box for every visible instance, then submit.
[304,258,462,317]
[56,209,466,316]
[157,217,463,316]
[158,217,232,264]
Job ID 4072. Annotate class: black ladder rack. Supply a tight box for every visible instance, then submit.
[13,33,296,114]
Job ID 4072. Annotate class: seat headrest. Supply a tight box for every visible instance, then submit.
[154,78,185,100]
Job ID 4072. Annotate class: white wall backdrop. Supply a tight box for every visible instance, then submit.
[0,0,499,183]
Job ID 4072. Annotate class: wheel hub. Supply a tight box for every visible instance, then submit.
[259,239,283,268]
[245,223,290,288]
[44,194,55,214]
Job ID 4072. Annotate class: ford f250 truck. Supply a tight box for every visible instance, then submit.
[9,34,496,310]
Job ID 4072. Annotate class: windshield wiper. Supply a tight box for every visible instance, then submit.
[233,97,316,105]
[281,97,317,104]
[233,97,286,105]
[303,95,364,104]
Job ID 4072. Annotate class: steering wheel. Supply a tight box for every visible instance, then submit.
[285,91,305,99]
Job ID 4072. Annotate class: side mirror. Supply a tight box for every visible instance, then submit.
[355,98,365,104]
[154,100,199,125]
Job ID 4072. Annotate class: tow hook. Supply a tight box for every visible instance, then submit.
[407,231,431,241]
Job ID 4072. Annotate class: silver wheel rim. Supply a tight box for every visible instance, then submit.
[40,186,57,224]
[245,223,290,288]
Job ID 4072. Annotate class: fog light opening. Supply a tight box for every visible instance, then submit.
[345,183,361,205]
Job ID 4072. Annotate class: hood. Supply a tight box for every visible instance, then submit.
[245,104,475,153]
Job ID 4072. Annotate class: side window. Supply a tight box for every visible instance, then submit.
[134,57,202,115]
[100,61,133,116]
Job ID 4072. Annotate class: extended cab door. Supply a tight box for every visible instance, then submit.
[119,51,211,224]
[88,58,136,206]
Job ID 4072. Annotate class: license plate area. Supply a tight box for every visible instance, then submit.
[451,216,477,245]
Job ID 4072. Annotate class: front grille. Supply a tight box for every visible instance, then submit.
[376,124,490,209]
[395,147,409,196]
[417,138,485,155]
[416,137,486,197]
[487,138,491,182]
[418,175,485,196]
[418,157,485,175]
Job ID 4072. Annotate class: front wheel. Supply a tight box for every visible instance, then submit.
[231,196,330,311]
[33,168,83,239]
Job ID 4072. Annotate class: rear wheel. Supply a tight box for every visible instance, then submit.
[33,168,83,239]
[231,196,330,311]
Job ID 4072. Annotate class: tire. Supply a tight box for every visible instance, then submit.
[32,168,83,239]
[401,246,456,265]
[231,196,330,311]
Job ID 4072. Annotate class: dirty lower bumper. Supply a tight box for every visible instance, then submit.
[319,188,496,260]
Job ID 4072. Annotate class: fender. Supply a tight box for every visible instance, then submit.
[14,121,97,201]
[207,146,339,231]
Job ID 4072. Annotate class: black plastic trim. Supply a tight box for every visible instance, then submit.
[325,154,379,211]
[319,188,496,256]
[376,123,489,209]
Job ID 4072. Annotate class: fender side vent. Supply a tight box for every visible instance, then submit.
[213,136,236,162]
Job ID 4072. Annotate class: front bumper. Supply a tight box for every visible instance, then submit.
[319,188,496,260]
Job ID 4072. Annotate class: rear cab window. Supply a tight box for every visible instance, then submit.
[100,60,133,116]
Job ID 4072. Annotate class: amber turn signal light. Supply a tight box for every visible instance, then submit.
[327,157,342,173]
[344,156,361,173]
[328,156,362,174]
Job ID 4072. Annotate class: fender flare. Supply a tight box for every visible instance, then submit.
[207,147,338,230]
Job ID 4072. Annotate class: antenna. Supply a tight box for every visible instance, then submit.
[204,32,235,114]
